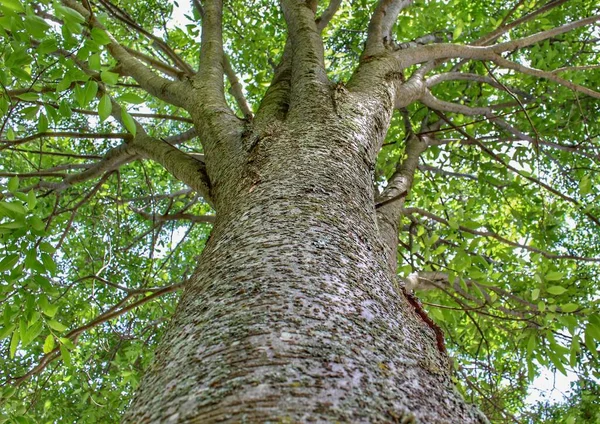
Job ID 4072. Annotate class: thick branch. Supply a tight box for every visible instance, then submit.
[376,127,429,273]
[130,206,215,224]
[492,14,600,52]
[381,0,413,42]
[418,163,478,181]
[0,132,131,150]
[122,46,187,79]
[280,0,329,112]
[223,56,253,119]
[134,136,213,207]
[396,33,446,50]
[425,72,530,99]
[473,0,571,46]
[257,0,342,124]
[195,0,226,102]
[97,0,195,75]
[61,0,192,108]
[255,39,293,124]
[34,144,138,192]
[316,0,342,32]
[364,0,413,56]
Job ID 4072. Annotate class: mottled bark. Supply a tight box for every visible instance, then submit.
[123,99,486,422]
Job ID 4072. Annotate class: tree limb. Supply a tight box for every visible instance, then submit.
[194,0,227,104]
[130,206,215,224]
[96,0,195,75]
[472,0,571,46]
[280,0,329,112]
[61,0,192,108]
[364,0,413,56]
[316,0,342,32]
[223,56,253,119]
[376,119,430,273]
[0,132,131,150]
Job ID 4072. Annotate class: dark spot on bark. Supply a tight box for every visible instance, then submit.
[384,71,405,82]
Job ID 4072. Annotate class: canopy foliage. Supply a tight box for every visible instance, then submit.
[0,0,599,422]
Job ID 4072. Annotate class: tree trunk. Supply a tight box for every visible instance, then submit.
[123,112,486,423]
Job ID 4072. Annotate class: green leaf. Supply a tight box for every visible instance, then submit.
[0,324,15,340]
[74,85,86,107]
[37,39,58,55]
[101,71,119,85]
[448,218,459,230]
[21,106,40,120]
[0,254,20,272]
[569,336,580,367]
[60,344,71,367]
[584,327,597,357]
[57,77,72,92]
[88,53,101,71]
[579,175,591,196]
[75,81,98,107]
[22,321,43,347]
[7,176,18,193]
[39,297,59,318]
[43,334,55,353]
[27,190,36,209]
[526,334,536,356]
[98,94,112,121]
[34,275,59,296]
[0,201,26,216]
[45,104,59,124]
[547,286,567,295]
[47,319,67,332]
[545,271,564,281]
[2,385,16,400]
[10,330,19,358]
[0,0,24,13]
[586,321,600,342]
[58,100,72,117]
[531,288,540,301]
[91,28,111,45]
[15,92,38,101]
[453,19,464,40]
[41,253,57,275]
[24,250,44,272]
[39,242,56,254]
[547,349,567,376]
[59,337,75,349]
[119,93,145,104]
[121,109,137,136]
[85,81,99,106]
[24,15,51,39]
[38,113,49,133]
[560,303,579,313]
[57,4,86,24]
[31,215,46,232]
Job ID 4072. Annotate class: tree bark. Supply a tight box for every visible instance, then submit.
[123,108,486,422]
